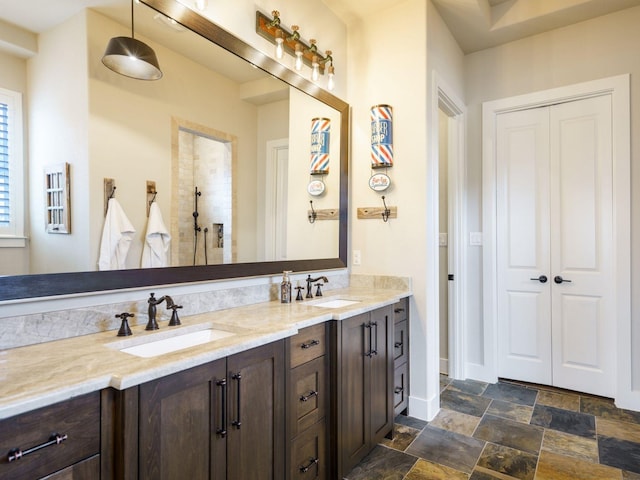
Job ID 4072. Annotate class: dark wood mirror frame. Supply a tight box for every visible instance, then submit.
[0,0,348,302]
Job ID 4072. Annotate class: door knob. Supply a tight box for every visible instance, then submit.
[554,276,572,284]
[530,275,548,283]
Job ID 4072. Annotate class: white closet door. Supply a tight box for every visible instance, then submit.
[496,107,552,385]
[496,95,615,397]
[549,95,614,397]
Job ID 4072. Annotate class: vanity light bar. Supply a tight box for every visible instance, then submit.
[255,10,333,76]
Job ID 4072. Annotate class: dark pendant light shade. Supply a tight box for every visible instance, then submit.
[101,0,162,81]
[102,36,162,80]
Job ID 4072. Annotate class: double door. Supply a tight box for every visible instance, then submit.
[496,95,614,397]
[136,341,285,480]
[333,306,394,478]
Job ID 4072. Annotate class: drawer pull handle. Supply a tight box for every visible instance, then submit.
[371,321,378,356]
[216,378,227,438]
[300,339,320,349]
[300,390,319,402]
[299,457,319,473]
[394,341,403,349]
[8,433,68,462]
[394,386,404,394]
[232,373,242,429]
[394,307,405,313]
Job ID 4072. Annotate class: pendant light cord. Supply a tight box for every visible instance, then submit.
[130,0,135,39]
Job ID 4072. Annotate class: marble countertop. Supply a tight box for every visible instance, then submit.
[0,287,410,420]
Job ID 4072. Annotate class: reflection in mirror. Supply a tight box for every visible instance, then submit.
[0,0,348,301]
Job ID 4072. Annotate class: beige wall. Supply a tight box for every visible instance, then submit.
[27,12,91,274]
[464,6,640,396]
[286,88,341,261]
[347,0,467,419]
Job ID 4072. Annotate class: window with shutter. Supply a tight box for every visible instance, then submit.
[0,87,25,245]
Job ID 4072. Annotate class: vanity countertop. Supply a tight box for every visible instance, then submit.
[0,286,410,420]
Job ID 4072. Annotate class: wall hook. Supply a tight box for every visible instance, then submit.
[308,200,317,224]
[150,191,157,203]
[381,195,391,222]
[109,186,116,199]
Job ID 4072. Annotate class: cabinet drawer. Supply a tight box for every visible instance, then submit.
[290,356,327,437]
[42,454,100,479]
[0,391,101,480]
[290,323,326,368]
[394,363,409,415]
[394,320,408,365]
[290,421,326,480]
[393,298,408,323]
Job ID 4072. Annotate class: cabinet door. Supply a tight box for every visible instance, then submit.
[369,306,394,445]
[338,313,370,475]
[138,359,226,480]
[226,340,285,480]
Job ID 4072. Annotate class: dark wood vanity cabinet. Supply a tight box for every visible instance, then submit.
[113,340,285,480]
[393,297,410,415]
[286,322,328,480]
[330,305,394,479]
[0,391,102,480]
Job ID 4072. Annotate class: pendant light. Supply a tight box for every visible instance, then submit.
[102,0,162,81]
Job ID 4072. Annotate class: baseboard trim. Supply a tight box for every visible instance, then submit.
[440,358,449,375]
[408,394,439,422]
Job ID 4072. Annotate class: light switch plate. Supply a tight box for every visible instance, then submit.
[470,232,483,246]
[352,250,361,266]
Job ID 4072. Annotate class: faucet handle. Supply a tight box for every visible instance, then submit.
[295,286,304,301]
[115,312,134,336]
[315,283,324,297]
[168,304,183,326]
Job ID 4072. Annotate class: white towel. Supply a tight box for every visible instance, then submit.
[141,202,171,268]
[98,197,136,270]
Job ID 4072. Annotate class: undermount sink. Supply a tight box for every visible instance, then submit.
[111,327,237,358]
[309,298,361,309]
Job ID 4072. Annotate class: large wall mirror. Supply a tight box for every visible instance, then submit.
[0,0,348,301]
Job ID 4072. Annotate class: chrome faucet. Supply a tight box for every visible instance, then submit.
[146,293,175,330]
[306,275,329,299]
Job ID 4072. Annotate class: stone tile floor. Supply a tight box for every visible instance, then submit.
[344,376,640,479]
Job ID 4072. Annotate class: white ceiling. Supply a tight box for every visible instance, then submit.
[0,0,122,33]
[2,0,640,55]
[321,0,640,53]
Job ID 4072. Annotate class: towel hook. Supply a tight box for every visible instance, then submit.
[109,186,116,199]
[150,191,157,203]
[308,200,317,224]
[381,195,391,222]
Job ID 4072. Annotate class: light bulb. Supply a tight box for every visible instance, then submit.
[311,56,320,81]
[275,30,284,59]
[327,65,335,91]
[294,44,303,71]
